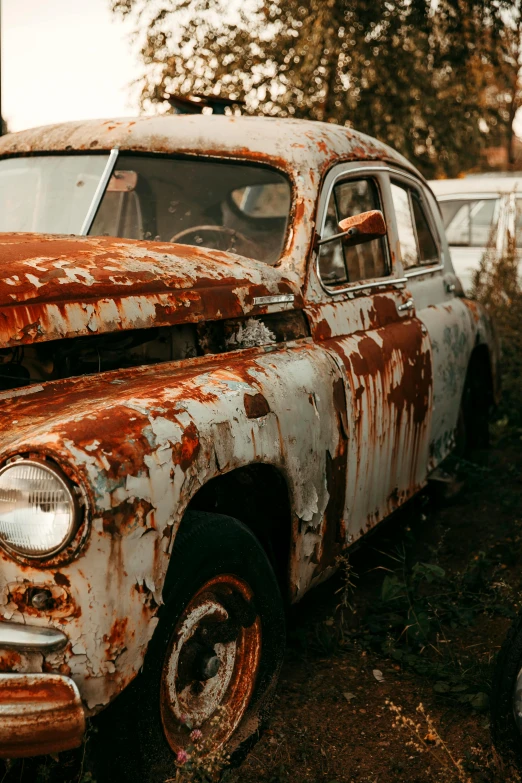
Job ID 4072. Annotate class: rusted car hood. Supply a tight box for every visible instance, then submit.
[0,233,302,347]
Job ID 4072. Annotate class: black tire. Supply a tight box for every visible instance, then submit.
[491,611,522,768]
[91,511,286,782]
[460,355,491,452]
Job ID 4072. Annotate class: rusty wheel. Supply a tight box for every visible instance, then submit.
[160,574,262,754]
[93,511,285,783]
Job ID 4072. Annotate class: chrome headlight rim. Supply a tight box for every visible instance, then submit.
[0,457,82,562]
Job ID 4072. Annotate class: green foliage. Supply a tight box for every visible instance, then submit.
[354,538,516,711]
[111,0,520,178]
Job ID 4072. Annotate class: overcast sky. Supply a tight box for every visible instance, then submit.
[2,0,141,132]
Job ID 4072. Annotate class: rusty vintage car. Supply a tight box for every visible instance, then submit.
[0,115,498,779]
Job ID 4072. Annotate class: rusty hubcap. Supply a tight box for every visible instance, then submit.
[160,574,262,754]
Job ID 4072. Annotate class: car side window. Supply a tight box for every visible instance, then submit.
[515,199,522,248]
[440,198,500,247]
[319,178,388,286]
[391,181,440,268]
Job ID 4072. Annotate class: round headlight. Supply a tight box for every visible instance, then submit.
[0,460,77,558]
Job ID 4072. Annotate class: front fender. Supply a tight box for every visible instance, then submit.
[0,341,343,711]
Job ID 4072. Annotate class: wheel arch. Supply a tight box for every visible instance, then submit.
[180,463,294,602]
[461,341,496,449]
[467,342,495,400]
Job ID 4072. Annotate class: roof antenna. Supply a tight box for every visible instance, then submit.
[166,93,245,115]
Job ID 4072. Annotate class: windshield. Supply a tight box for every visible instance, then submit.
[0,154,291,265]
[0,155,109,235]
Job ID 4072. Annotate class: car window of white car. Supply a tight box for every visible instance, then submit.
[439,198,499,246]
[319,178,388,285]
[391,182,440,268]
[514,198,522,247]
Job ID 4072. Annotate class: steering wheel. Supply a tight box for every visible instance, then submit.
[170,225,256,256]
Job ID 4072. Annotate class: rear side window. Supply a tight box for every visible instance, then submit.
[440,198,499,247]
[391,182,440,268]
[319,178,388,286]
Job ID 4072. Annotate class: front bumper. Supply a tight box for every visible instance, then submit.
[0,621,85,757]
[0,673,86,757]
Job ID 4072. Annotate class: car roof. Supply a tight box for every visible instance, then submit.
[429,176,522,197]
[0,114,419,180]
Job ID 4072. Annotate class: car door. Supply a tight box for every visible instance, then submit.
[388,171,476,470]
[305,163,433,548]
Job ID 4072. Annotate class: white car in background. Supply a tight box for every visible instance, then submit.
[430,176,522,293]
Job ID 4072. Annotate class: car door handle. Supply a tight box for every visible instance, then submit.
[397,298,414,312]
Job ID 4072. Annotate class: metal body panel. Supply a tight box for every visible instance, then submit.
[0,341,345,709]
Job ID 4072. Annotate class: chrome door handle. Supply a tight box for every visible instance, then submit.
[397,298,414,312]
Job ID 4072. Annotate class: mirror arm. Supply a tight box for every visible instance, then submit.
[315,228,354,247]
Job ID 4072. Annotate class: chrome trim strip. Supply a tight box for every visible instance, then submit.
[79,147,119,236]
[315,262,408,297]
[435,193,502,202]
[253,294,294,306]
[0,621,68,652]
[404,263,445,279]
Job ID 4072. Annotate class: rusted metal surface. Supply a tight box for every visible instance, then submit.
[0,116,500,752]
[161,574,261,753]
[0,233,303,349]
[0,673,85,757]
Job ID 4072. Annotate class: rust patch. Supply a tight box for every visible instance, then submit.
[0,651,22,672]
[244,392,270,419]
[314,318,332,341]
[368,295,402,328]
[176,422,201,471]
[103,617,128,660]
[317,377,348,570]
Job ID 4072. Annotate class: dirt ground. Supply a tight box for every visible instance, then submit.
[227,428,522,783]
[2,427,522,783]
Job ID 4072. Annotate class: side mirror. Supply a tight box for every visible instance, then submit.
[317,209,387,248]
[338,210,386,246]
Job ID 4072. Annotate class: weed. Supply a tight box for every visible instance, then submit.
[166,708,230,783]
[335,552,358,616]
[387,699,471,782]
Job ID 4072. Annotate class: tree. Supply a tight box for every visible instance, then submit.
[111,0,517,178]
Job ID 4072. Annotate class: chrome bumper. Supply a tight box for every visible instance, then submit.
[0,622,85,757]
[0,673,85,757]
[0,620,67,652]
